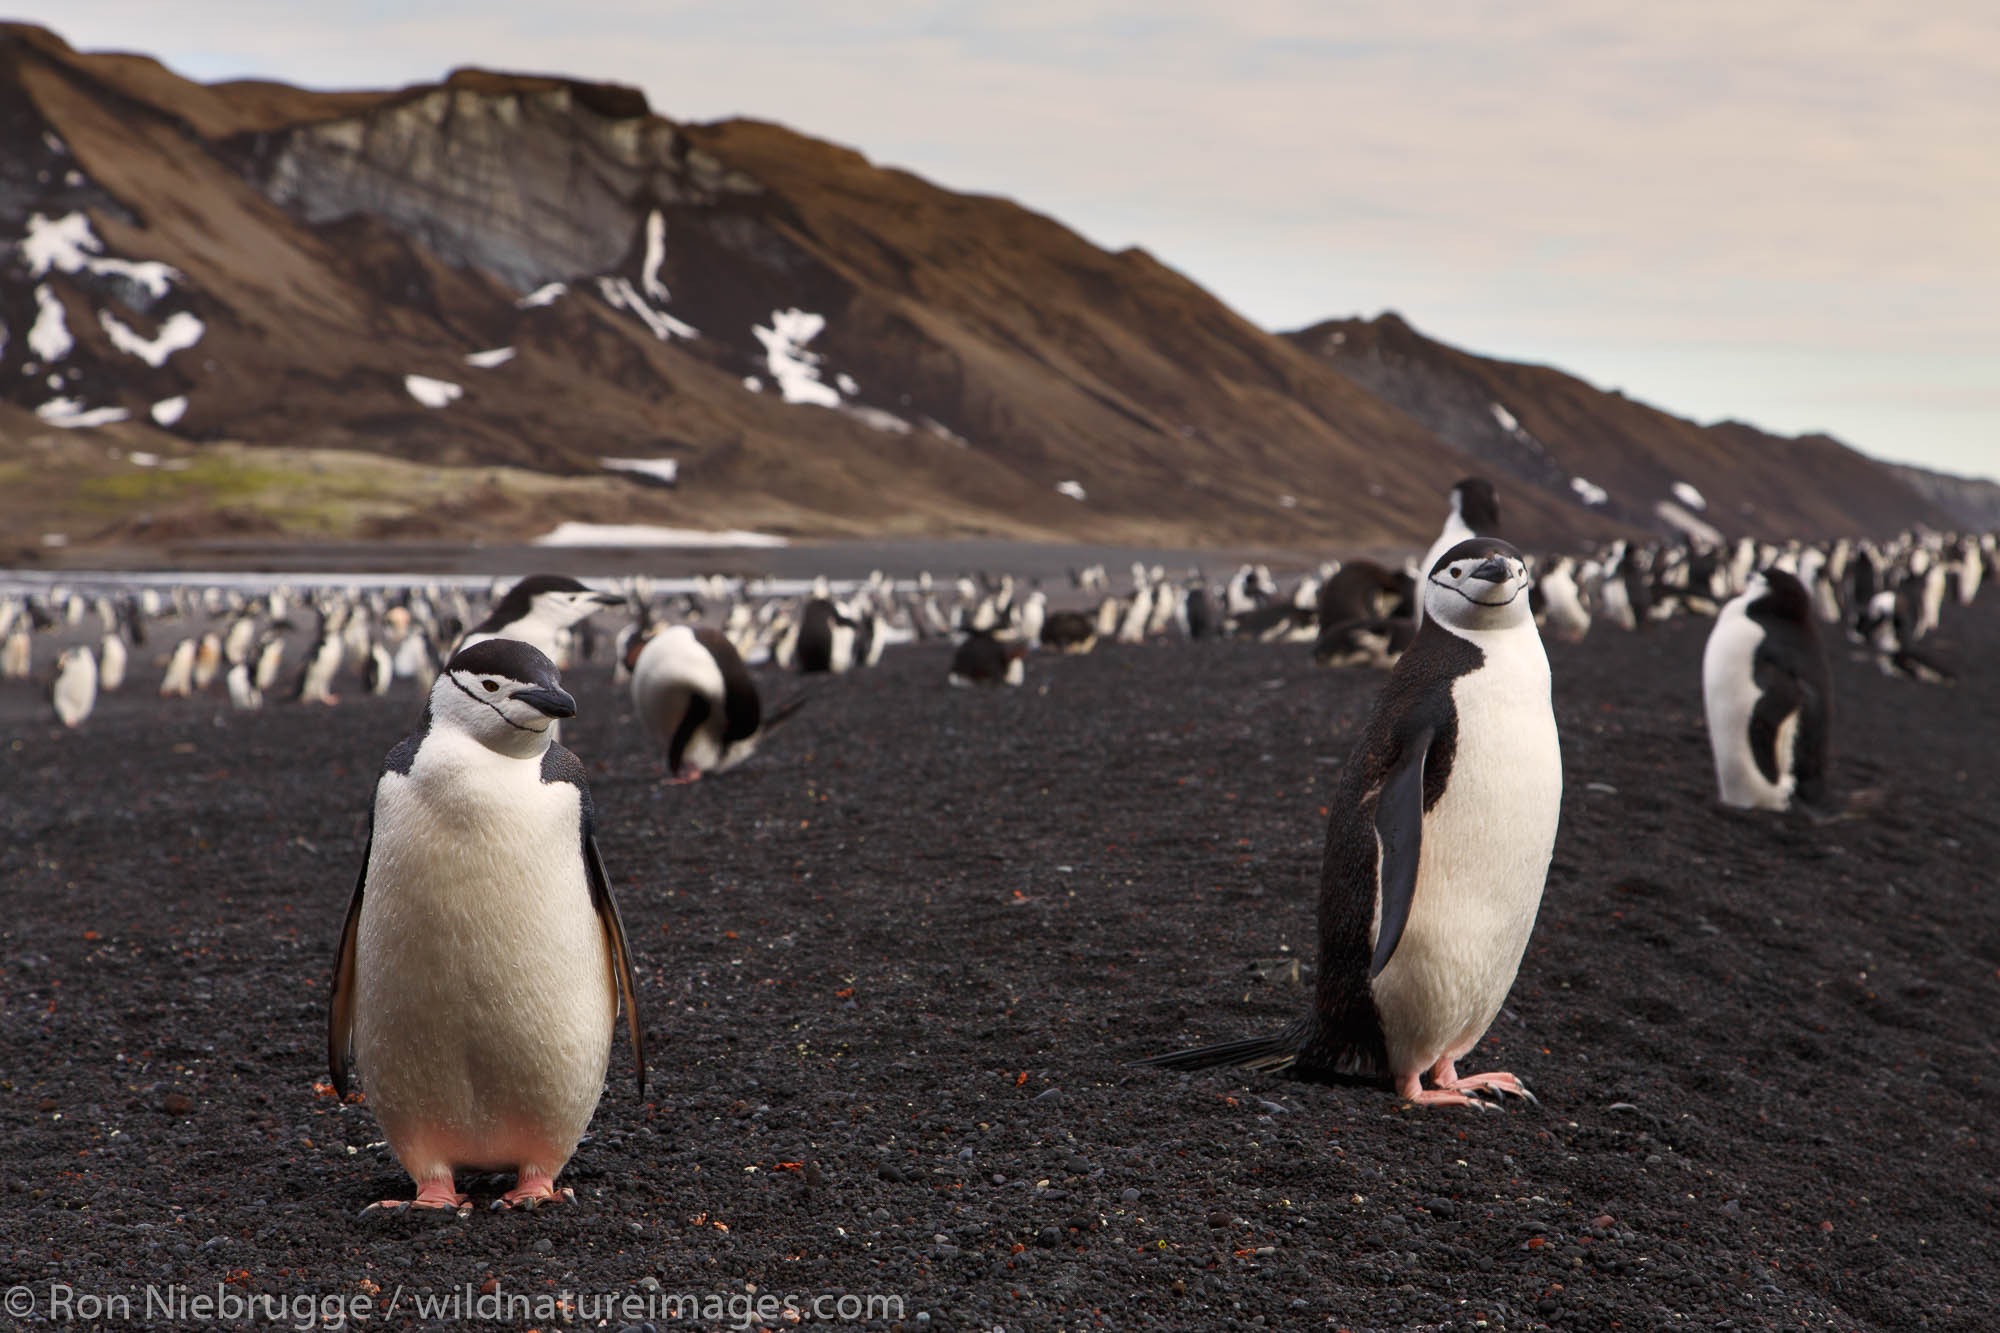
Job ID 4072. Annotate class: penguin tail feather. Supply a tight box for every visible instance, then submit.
[1129,1027,1303,1075]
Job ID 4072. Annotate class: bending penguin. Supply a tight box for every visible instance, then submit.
[1137,538,1561,1107]
[328,638,645,1213]
[1702,568,1834,814]
[629,624,802,782]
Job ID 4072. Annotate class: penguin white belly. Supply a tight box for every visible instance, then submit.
[1372,634,1560,1078]
[355,739,613,1175]
[1702,604,1792,809]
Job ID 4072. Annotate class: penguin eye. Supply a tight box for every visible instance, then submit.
[1449,566,1463,579]
[481,679,499,692]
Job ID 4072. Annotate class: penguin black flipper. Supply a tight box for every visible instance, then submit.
[584,829,648,1098]
[1369,724,1434,977]
[1745,653,1808,789]
[327,834,368,1098]
[540,744,648,1097]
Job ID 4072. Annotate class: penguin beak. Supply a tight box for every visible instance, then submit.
[592,593,626,608]
[1469,557,1514,584]
[515,686,577,719]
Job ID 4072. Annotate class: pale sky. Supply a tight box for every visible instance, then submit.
[27,3,2000,481]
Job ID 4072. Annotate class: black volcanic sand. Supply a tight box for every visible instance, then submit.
[3,605,1997,1331]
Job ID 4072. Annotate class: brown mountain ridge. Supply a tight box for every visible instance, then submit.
[0,23,1964,554]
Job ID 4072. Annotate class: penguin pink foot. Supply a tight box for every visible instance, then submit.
[1395,1071,1494,1110]
[665,767,704,786]
[491,1168,574,1211]
[362,1175,470,1216]
[1430,1058,1538,1104]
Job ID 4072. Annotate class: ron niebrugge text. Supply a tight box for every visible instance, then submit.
[10,1282,907,1328]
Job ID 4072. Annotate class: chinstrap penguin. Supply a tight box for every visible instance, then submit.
[1137,538,1561,1108]
[629,624,803,782]
[328,638,646,1214]
[1703,569,1834,814]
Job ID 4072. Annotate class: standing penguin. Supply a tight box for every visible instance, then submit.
[1414,478,1500,626]
[52,646,99,728]
[1137,539,1560,1106]
[629,624,799,782]
[460,574,625,667]
[327,639,644,1212]
[1702,569,1834,813]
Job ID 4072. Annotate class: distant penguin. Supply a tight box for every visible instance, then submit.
[328,639,645,1213]
[253,632,287,694]
[1414,478,1500,626]
[192,632,224,691]
[160,637,197,698]
[364,642,395,696]
[1183,580,1214,640]
[1017,589,1047,649]
[53,646,98,728]
[792,598,860,674]
[1,623,28,680]
[1039,610,1098,655]
[97,632,128,691]
[1702,569,1833,814]
[1317,561,1405,627]
[1536,557,1590,643]
[1312,617,1415,670]
[949,630,1026,687]
[460,574,625,667]
[630,625,798,781]
[297,631,344,706]
[1138,539,1560,1107]
[226,660,264,711]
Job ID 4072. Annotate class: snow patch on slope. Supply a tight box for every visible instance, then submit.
[465,346,516,369]
[1570,476,1609,506]
[1057,480,1087,501]
[404,375,463,408]
[753,309,841,407]
[516,282,566,309]
[37,397,129,428]
[20,212,178,300]
[641,211,670,303]
[28,284,72,361]
[601,457,679,487]
[150,396,188,427]
[534,522,788,548]
[598,276,697,340]
[100,310,205,367]
[1672,481,1708,511]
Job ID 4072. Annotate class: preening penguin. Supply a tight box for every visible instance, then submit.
[630,624,800,782]
[1138,539,1561,1108]
[1703,569,1834,813]
[327,639,645,1212]
[948,629,1026,686]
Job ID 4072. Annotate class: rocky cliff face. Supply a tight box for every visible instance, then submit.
[1886,464,2000,531]
[0,22,1967,550]
[1287,313,1956,541]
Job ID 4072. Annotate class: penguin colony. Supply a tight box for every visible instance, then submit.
[4,493,1996,1212]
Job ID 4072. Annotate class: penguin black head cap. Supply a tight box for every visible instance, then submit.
[443,638,576,720]
[1425,538,1534,627]
[1453,477,1501,532]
